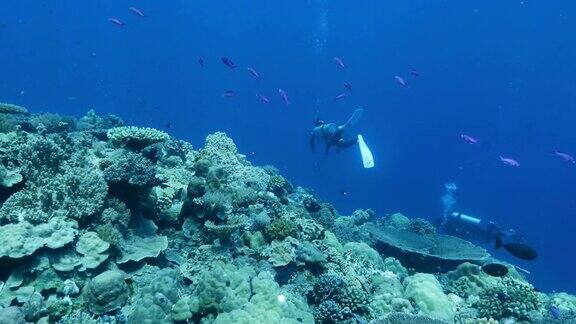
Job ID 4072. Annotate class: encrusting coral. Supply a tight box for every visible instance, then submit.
[0,106,573,324]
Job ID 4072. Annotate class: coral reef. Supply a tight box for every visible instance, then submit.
[0,106,573,323]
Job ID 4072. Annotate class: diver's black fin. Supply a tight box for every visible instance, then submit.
[495,237,502,250]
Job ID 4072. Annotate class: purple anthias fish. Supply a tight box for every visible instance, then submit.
[129,7,146,17]
[221,57,236,69]
[247,67,260,79]
[222,90,236,98]
[198,58,205,68]
[461,134,479,144]
[499,156,520,167]
[334,57,346,68]
[554,151,575,164]
[108,18,125,27]
[278,88,290,106]
[256,93,270,104]
[343,82,353,91]
[334,93,347,100]
[410,70,420,77]
[394,76,406,87]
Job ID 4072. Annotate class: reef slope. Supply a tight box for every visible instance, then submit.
[0,107,574,324]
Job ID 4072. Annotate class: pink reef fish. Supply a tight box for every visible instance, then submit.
[334,57,346,68]
[499,156,520,167]
[221,57,236,69]
[246,67,260,79]
[129,7,146,17]
[343,82,353,91]
[256,93,270,104]
[461,134,479,144]
[394,76,406,87]
[554,151,575,164]
[222,90,236,98]
[108,18,125,27]
[278,88,290,105]
[334,93,348,101]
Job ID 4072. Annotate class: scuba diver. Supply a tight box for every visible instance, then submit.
[310,108,362,156]
[310,108,374,168]
[441,212,538,260]
[438,183,537,260]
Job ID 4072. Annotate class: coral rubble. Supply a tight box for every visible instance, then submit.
[0,107,573,324]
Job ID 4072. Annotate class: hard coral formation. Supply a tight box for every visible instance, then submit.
[0,102,28,115]
[0,107,571,324]
[0,217,77,258]
[82,270,129,315]
[476,277,541,321]
[404,273,456,322]
[107,126,169,150]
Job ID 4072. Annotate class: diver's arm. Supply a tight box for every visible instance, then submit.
[340,108,364,132]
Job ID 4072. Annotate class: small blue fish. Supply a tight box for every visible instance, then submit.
[221,57,236,69]
[247,67,260,79]
[222,90,236,98]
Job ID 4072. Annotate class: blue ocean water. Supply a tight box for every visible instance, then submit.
[1,0,575,294]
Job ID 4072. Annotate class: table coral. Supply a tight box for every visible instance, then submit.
[107,126,169,150]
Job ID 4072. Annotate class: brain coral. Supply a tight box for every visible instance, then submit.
[82,270,129,315]
[404,273,456,322]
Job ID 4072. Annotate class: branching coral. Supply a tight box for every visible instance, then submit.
[265,216,298,240]
[102,150,158,187]
[17,136,68,181]
[30,113,76,133]
[476,277,541,321]
[199,132,242,170]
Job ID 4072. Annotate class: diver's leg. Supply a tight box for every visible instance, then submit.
[309,134,316,152]
[337,138,358,151]
[324,144,332,156]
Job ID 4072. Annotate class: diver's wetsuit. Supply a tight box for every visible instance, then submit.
[310,122,358,156]
[441,212,525,244]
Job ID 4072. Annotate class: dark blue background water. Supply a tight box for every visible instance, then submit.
[1,0,575,293]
